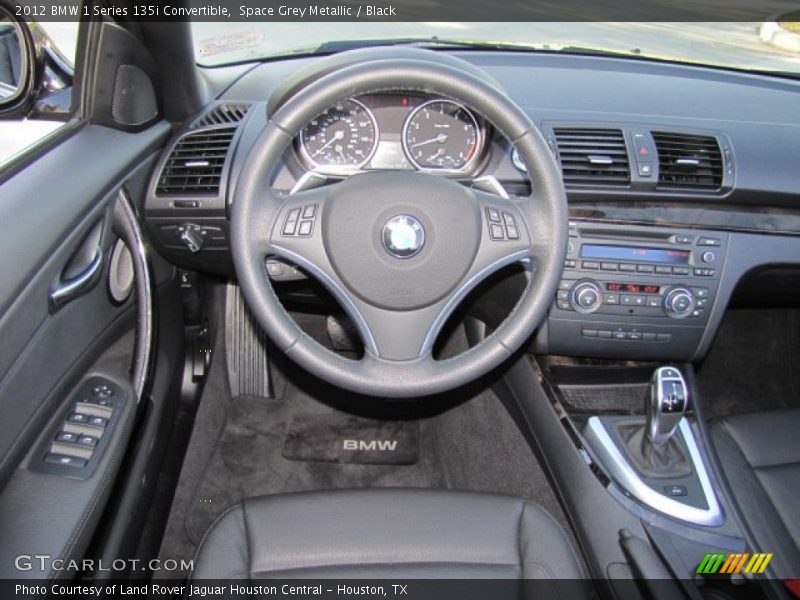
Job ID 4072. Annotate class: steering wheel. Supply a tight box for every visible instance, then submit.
[231,59,568,398]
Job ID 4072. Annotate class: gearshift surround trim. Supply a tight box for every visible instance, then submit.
[585,417,724,526]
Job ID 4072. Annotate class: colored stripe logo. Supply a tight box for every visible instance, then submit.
[696,552,773,574]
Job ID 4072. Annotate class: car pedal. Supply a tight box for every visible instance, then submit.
[225,283,272,398]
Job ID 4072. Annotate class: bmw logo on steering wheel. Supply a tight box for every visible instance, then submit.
[382,215,425,259]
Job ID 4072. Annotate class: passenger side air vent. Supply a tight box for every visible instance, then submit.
[193,102,251,128]
[554,128,631,187]
[155,127,236,196]
[652,132,722,190]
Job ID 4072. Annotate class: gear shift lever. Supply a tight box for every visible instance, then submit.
[647,367,689,448]
[614,366,692,479]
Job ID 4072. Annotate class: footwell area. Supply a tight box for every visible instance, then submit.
[696,308,800,421]
[157,333,571,576]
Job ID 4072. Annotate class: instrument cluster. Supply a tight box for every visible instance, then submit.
[296,93,486,176]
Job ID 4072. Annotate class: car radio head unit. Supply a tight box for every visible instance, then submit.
[547,221,728,361]
[580,244,690,265]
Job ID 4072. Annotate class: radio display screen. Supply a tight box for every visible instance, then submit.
[580,244,690,265]
[606,283,661,294]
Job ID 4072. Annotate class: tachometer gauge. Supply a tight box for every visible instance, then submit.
[403,99,481,171]
[300,98,378,170]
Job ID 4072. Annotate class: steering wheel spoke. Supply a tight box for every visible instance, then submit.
[471,189,533,272]
[351,300,448,362]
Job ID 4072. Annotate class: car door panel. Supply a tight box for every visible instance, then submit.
[0,121,171,575]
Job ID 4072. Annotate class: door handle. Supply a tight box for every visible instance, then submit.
[49,250,104,312]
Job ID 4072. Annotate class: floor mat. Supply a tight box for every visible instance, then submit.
[283,412,419,465]
[183,394,446,545]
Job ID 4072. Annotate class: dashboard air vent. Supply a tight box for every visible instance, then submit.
[193,102,251,128]
[553,128,631,187]
[156,127,236,196]
[653,132,722,190]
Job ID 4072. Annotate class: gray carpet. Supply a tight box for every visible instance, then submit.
[696,308,800,421]
[157,322,574,579]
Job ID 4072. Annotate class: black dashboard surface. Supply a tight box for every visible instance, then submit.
[145,49,800,363]
[219,50,800,209]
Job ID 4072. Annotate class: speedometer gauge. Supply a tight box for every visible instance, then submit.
[402,99,481,171]
[300,99,378,170]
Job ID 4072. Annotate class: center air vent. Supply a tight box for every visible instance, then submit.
[193,102,251,128]
[652,132,722,190]
[156,127,236,196]
[553,128,631,187]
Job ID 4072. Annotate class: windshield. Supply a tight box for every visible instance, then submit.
[191,22,800,75]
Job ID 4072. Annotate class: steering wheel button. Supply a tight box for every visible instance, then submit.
[283,217,299,236]
[486,208,501,223]
[302,204,317,219]
[298,221,313,236]
[490,224,505,240]
[506,225,520,240]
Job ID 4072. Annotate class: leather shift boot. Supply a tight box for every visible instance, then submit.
[617,422,692,479]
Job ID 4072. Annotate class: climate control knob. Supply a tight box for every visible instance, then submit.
[571,280,603,313]
[664,287,695,319]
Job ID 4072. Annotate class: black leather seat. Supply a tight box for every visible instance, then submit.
[711,408,800,579]
[192,488,587,590]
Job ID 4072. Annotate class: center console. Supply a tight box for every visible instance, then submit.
[547,221,728,360]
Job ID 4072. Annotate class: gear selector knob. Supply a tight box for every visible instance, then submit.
[647,367,689,448]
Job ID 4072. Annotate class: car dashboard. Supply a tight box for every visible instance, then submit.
[144,49,800,365]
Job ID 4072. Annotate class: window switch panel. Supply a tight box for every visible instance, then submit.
[36,377,124,479]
